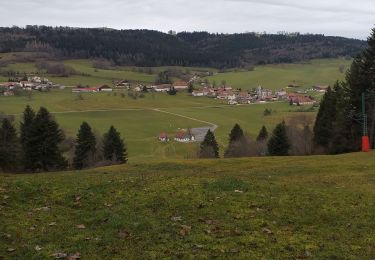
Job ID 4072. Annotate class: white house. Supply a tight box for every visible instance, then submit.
[174,130,195,143]
[153,84,171,92]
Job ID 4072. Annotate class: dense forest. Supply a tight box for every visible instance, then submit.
[0,26,366,68]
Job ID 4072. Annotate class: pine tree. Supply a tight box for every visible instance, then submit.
[313,86,336,148]
[330,82,355,154]
[187,82,194,93]
[199,130,219,158]
[103,126,127,163]
[256,126,269,141]
[268,121,290,156]
[346,28,375,149]
[73,122,97,169]
[28,107,67,171]
[229,124,244,143]
[20,105,35,170]
[167,86,177,95]
[0,118,20,172]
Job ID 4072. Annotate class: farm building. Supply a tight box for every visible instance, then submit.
[158,132,169,142]
[173,81,188,91]
[96,85,113,92]
[153,84,171,92]
[72,87,98,93]
[289,94,316,106]
[313,85,330,93]
[72,85,113,93]
[175,129,195,143]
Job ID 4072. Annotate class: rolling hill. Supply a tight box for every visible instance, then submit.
[1,152,375,259]
[0,26,365,68]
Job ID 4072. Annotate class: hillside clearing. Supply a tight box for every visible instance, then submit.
[1,152,375,259]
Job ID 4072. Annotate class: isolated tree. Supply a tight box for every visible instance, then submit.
[20,105,35,170]
[155,71,171,84]
[199,130,219,158]
[73,122,97,169]
[268,121,290,156]
[229,123,244,143]
[257,126,269,142]
[167,86,177,95]
[103,126,127,164]
[28,107,67,171]
[187,82,194,93]
[0,118,20,172]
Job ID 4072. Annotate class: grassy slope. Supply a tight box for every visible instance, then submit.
[207,59,351,90]
[0,89,308,161]
[2,56,350,89]
[1,152,375,259]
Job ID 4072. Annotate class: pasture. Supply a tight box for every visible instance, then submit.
[0,89,303,161]
[1,152,374,258]
[0,56,346,160]
[207,59,351,90]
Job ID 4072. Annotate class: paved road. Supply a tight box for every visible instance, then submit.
[190,126,217,141]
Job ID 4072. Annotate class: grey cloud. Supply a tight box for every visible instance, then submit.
[0,0,373,39]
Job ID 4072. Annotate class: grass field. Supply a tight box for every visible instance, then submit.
[1,152,374,259]
[207,59,351,90]
[1,55,351,89]
[0,56,346,160]
[0,89,309,161]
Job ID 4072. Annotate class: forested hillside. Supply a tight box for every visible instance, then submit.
[0,26,365,68]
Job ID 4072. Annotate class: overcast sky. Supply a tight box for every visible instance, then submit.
[0,0,374,39]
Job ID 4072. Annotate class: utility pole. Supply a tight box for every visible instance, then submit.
[362,92,370,152]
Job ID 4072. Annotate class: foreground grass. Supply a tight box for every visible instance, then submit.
[1,152,375,259]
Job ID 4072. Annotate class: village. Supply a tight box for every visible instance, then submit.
[0,75,328,145]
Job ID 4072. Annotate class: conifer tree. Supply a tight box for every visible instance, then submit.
[346,28,375,149]
[0,118,20,172]
[268,121,290,156]
[187,82,194,93]
[167,86,177,95]
[73,122,97,169]
[313,86,336,148]
[20,105,35,170]
[229,123,244,143]
[28,107,67,171]
[103,126,127,163]
[256,125,269,142]
[199,130,219,158]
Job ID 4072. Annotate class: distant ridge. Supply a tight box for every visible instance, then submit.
[0,26,366,68]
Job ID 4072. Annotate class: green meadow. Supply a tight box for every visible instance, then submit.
[1,55,351,89]
[1,152,374,259]
[207,59,351,90]
[0,89,303,161]
[0,56,347,160]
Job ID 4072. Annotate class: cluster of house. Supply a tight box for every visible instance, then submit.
[72,84,113,93]
[140,81,189,92]
[71,81,190,93]
[191,85,323,106]
[191,86,288,105]
[0,76,56,96]
[158,129,195,143]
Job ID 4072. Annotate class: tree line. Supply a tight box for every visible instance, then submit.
[313,27,375,153]
[198,27,375,158]
[0,26,365,68]
[199,119,312,159]
[0,106,127,173]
